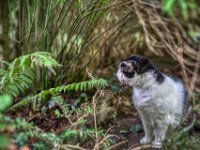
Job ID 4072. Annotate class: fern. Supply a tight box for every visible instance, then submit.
[0,114,60,148]
[0,94,12,112]
[1,70,35,96]
[0,52,61,97]
[7,96,36,112]
[38,78,108,102]
[0,114,106,149]
[0,68,8,76]
[9,52,61,69]
[50,78,108,93]
[38,78,108,101]
[8,79,108,111]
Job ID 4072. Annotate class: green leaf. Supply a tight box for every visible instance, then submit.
[119,130,128,134]
[0,95,12,112]
[0,52,61,98]
[129,124,142,134]
[0,135,10,149]
[0,68,8,76]
[163,0,175,15]
[179,0,188,20]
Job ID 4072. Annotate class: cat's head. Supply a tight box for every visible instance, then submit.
[116,55,164,87]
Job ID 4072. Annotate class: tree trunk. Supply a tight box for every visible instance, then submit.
[14,0,26,58]
[0,0,10,66]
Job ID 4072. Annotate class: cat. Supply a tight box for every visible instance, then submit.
[116,55,187,148]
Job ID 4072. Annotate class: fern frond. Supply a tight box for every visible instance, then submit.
[10,51,61,70]
[0,68,8,76]
[37,78,108,104]
[8,79,108,111]
[0,69,35,97]
[7,96,37,111]
[31,52,61,68]
[0,52,61,97]
[50,78,108,93]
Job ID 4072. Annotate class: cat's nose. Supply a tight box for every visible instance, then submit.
[120,62,126,68]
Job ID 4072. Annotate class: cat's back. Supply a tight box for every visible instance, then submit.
[156,74,186,120]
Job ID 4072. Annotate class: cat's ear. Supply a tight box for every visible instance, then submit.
[136,59,155,74]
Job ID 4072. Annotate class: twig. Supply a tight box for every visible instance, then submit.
[61,144,87,150]
[128,144,152,150]
[108,140,128,150]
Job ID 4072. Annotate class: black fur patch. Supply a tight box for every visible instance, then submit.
[124,55,165,83]
[154,71,165,84]
[182,88,191,120]
[123,71,135,78]
[125,55,155,74]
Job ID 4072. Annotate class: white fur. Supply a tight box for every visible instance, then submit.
[117,70,185,148]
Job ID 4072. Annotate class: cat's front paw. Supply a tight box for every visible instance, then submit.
[152,141,162,149]
[140,136,151,144]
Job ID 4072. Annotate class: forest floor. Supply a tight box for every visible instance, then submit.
[7,88,200,150]
[7,90,152,150]
[5,65,200,150]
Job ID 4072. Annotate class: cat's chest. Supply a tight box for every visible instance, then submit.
[132,87,153,107]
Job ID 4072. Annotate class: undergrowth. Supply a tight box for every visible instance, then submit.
[0,114,107,149]
[1,51,200,150]
[0,52,61,97]
[1,0,200,149]
[7,78,108,111]
[0,51,117,150]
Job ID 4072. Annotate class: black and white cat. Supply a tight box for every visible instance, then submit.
[116,55,187,148]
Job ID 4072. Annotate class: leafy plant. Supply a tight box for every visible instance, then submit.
[0,52,61,97]
[0,114,60,149]
[0,114,110,149]
[50,78,108,93]
[162,0,199,19]
[0,95,12,149]
[164,130,200,150]
[0,95,12,112]
[7,78,108,111]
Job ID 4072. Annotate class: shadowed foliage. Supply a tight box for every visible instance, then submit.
[0,0,200,149]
